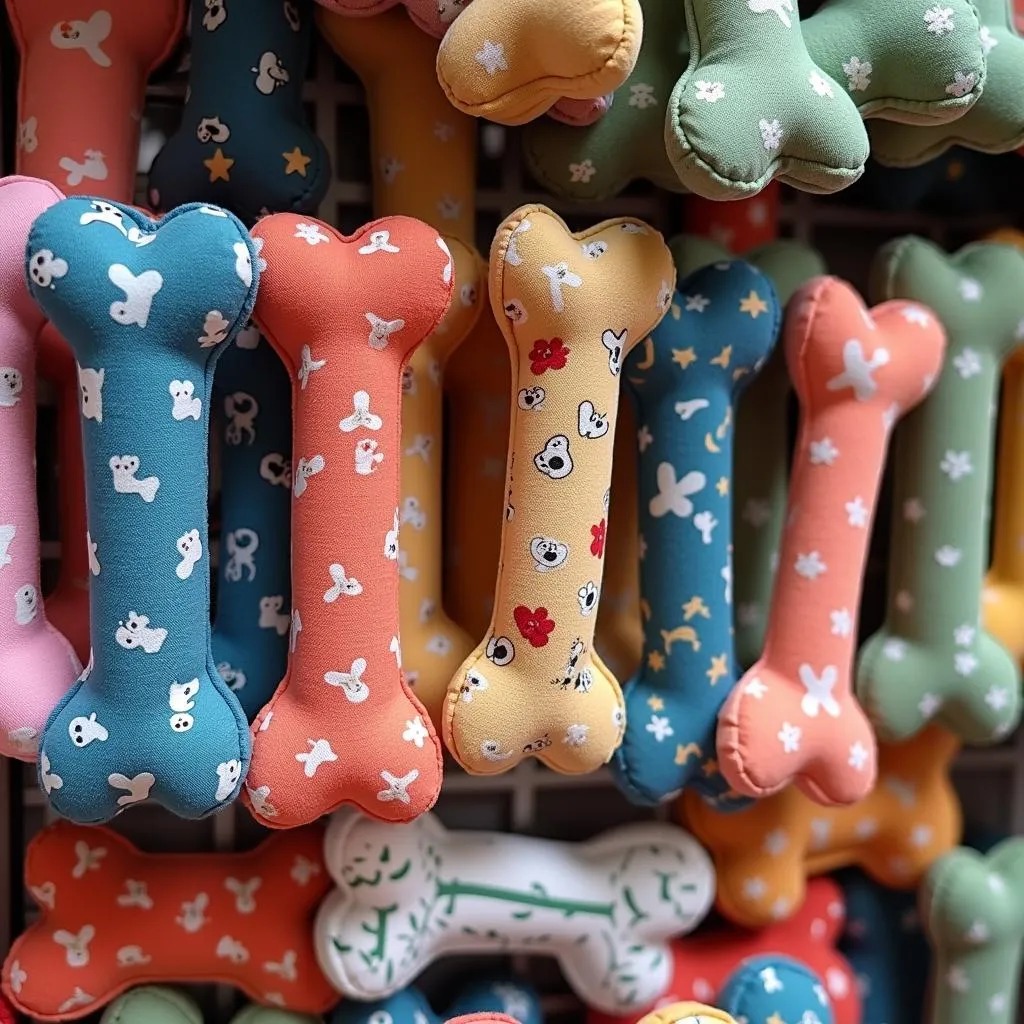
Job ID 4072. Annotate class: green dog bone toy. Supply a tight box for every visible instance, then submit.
[666,0,869,198]
[869,0,1024,165]
[101,986,321,1024]
[922,839,1024,1024]
[857,237,1024,746]
[522,0,687,201]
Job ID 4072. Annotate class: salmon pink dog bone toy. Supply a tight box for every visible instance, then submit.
[717,276,946,806]
[243,213,451,828]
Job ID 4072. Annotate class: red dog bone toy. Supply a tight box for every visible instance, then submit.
[717,276,946,806]
[242,213,451,828]
[2,821,337,1020]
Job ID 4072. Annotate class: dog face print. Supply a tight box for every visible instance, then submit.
[530,535,569,572]
[202,0,227,31]
[115,612,167,653]
[517,386,546,411]
[224,392,259,445]
[77,364,104,421]
[578,581,599,616]
[14,584,38,625]
[234,242,256,288]
[196,116,230,143]
[577,400,609,439]
[601,329,625,376]
[110,455,160,503]
[169,379,201,421]
[108,265,163,328]
[215,759,242,802]
[534,435,573,480]
[582,241,608,260]
[28,249,68,289]
[252,51,289,95]
[293,455,325,497]
[486,635,515,666]
[68,713,108,748]
[0,368,23,408]
[355,438,384,475]
[366,312,406,350]
[175,529,203,580]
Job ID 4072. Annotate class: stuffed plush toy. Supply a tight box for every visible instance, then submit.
[24,197,258,822]
[210,331,292,721]
[611,259,780,807]
[857,237,1024,746]
[101,987,321,1024]
[921,838,1024,1024]
[242,213,451,828]
[434,0,643,125]
[682,725,962,929]
[149,0,329,223]
[316,809,714,1012]
[717,276,945,805]
[0,176,81,763]
[634,1004,737,1024]
[443,206,675,776]
[715,957,835,1024]
[2,820,337,1019]
[329,977,543,1024]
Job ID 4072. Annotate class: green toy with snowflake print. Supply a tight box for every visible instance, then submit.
[856,237,1024,747]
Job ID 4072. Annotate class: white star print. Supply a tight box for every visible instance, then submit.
[685,294,711,312]
[402,716,429,748]
[475,40,508,75]
[935,545,962,568]
[953,347,981,379]
[809,437,839,465]
[985,686,1010,711]
[845,496,869,527]
[883,639,907,661]
[954,652,978,677]
[377,769,419,804]
[830,608,852,637]
[959,277,982,301]
[849,741,870,771]
[294,222,330,246]
[919,693,943,719]
[745,677,768,699]
[778,721,801,753]
[954,624,976,647]
[901,305,931,326]
[795,551,827,579]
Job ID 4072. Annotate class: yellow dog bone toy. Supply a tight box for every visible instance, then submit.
[443,205,676,774]
[635,1005,737,1024]
[436,0,643,125]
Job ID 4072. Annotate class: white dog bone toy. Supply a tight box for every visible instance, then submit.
[315,810,714,1013]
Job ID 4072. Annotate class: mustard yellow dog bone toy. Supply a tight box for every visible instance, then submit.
[317,6,482,726]
[635,1005,737,1024]
[436,0,643,125]
[443,205,676,775]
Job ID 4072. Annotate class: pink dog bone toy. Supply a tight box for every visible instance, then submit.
[717,276,946,806]
[0,175,81,761]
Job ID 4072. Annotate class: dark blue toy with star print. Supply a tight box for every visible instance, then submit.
[611,260,780,806]
[717,955,835,1024]
[148,0,329,224]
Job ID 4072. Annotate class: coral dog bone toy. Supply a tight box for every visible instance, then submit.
[921,838,1024,1024]
[682,725,962,928]
[243,213,450,828]
[443,206,675,776]
[26,198,258,822]
[869,0,1024,166]
[612,260,780,807]
[101,987,321,1024]
[148,0,329,222]
[211,332,292,721]
[0,176,81,762]
[717,276,946,805]
[315,810,715,1012]
[857,238,1024,745]
[666,0,869,198]
[1,820,337,1019]
[435,0,642,125]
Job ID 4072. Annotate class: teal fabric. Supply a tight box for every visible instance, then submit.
[611,260,780,806]
[717,956,835,1024]
[148,0,328,223]
[328,978,543,1024]
[26,198,259,823]
[211,328,291,720]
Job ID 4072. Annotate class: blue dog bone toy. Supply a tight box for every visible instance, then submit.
[329,977,544,1024]
[148,0,329,222]
[211,327,291,720]
[717,955,836,1024]
[611,260,780,806]
[25,197,259,823]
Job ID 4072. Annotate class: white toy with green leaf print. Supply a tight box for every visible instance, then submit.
[314,810,716,1013]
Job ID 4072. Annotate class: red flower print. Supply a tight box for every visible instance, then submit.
[514,605,556,648]
[591,519,607,558]
[529,338,570,375]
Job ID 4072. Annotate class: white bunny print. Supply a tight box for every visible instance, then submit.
[53,925,95,967]
[339,390,382,432]
[324,563,362,601]
[324,658,370,702]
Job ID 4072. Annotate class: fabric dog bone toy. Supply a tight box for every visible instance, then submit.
[0,176,81,762]
[717,276,945,805]
[921,838,1024,1024]
[316,809,714,1012]
[716,957,836,1024]
[211,331,292,721]
[611,260,780,807]
[869,0,1024,166]
[101,987,321,1024]
[856,238,1024,745]
[682,725,962,928]
[435,0,642,125]
[1,820,337,1019]
[26,198,258,822]
[243,213,450,828]
[148,0,328,223]
[443,206,675,776]
[666,0,869,198]
[635,1005,736,1024]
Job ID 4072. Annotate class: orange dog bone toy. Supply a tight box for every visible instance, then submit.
[1,820,337,1020]
[682,725,962,929]
[243,213,451,827]
[717,277,946,806]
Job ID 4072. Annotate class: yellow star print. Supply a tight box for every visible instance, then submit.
[203,147,234,183]
[672,347,697,369]
[710,345,732,368]
[648,650,666,672]
[767,1015,786,1024]
[683,595,710,621]
[740,289,769,318]
[283,147,312,176]
[647,695,665,712]
[716,476,729,496]
[707,653,728,685]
